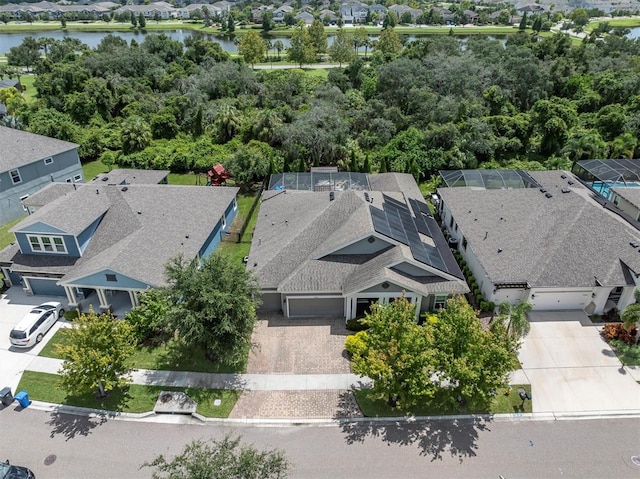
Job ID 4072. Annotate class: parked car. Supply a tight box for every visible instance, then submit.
[0,460,35,479]
[9,302,64,348]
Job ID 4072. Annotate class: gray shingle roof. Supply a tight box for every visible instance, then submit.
[60,185,238,287]
[368,173,424,201]
[611,187,640,210]
[0,243,77,275]
[91,169,169,185]
[21,183,78,208]
[0,126,78,172]
[251,175,468,296]
[438,170,640,288]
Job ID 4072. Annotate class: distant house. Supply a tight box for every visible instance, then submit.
[249,172,468,319]
[0,126,84,226]
[177,4,222,19]
[319,8,337,23]
[0,179,239,315]
[0,79,23,93]
[388,4,422,22]
[294,11,314,24]
[518,4,545,14]
[273,5,293,22]
[114,1,175,19]
[432,6,453,23]
[340,1,368,24]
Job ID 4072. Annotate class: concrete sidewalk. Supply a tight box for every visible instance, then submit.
[25,356,373,391]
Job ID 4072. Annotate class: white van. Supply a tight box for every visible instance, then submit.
[9,302,64,348]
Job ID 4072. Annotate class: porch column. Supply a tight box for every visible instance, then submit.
[96,288,111,311]
[414,296,422,321]
[129,290,139,308]
[65,286,78,308]
[22,277,33,295]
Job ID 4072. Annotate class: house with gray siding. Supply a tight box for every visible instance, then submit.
[0,126,83,226]
[0,180,238,315]
[249,172,468,319]
[437,169,640,315]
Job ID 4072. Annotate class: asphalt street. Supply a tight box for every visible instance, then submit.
[1,408,639,478]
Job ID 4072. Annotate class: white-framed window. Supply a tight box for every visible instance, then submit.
[10,169,21,184]
[20,194,29,211]
[233,197,238,211]
[44,157,53,165]
[73,174,82,182]
[27,235,67,254]
[434,294,448,310]
[221,215,227,229]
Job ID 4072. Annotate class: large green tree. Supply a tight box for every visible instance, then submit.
[238,30,265,68]
[287,22,316,68]
[329,28,354,67]
[144,435,290,479]
[308,19,328,60]
[164,253,261,365]
[56,309,136,398]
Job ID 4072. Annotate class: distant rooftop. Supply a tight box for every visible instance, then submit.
[268,172,371,192]
[439,169,541,189]
[91,169,169,186]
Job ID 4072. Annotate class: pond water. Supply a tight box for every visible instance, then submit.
[626,26,640,39]
[0,29,507,54]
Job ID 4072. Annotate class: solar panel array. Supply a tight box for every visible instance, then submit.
[370,194,460,275]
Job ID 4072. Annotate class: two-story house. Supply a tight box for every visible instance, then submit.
[0,179,239,316]
[273,5,293,22]
[340,1,368,24]
[0,126,84,227]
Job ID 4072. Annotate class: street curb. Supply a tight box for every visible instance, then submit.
[22,401,640,426]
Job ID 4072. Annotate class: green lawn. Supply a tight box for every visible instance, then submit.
[217,191,261,264]
[81,159,110,179]
[0,216,25,250]
[17,371,239,417]
[40,328,246,373]
[611,340,640,366]
[354,384,533,417]
[19,74,37,101]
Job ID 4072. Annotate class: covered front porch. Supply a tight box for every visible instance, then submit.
[63,286,141,318]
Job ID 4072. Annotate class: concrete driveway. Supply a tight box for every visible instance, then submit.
[518,311,640,414]
[0,287,69,392]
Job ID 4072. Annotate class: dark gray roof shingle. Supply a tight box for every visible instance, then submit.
[0,126,78,172]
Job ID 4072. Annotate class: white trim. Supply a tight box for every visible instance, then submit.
[19,194,29,211]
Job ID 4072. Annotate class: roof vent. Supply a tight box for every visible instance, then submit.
[561,188,570,194]
[101,176,108,182]
[137,210,142,214]
[630,241,639,248]
[540,188,547,193]
[545,192,553,198]
[497,248,502,253]
[329,191,335,201]
[561,174,567,179]
[121,186,128,192]
[567,180,574,185]
[364,192,370,202]
[96,189,99,194]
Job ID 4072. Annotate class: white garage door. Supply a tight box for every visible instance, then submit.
[288,298,344,317]
[532,291,591,311]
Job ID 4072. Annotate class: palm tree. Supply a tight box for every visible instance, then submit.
[274,40,284,61]
[621,303,640,345]
[498,301,532,339]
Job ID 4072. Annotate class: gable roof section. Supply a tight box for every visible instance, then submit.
[91,169,169,185]
[0,126,78,172]
[22,183,78,208]
[438,169,640,288]
[60,184,238,287]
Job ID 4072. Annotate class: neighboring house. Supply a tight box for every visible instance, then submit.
[273,5,293,22]
[517,4,545,14]
[0,126,84,226]
[294,11,314,24]
[114,1,175,19]
[177,4,222,19]
[462,9,479,23]
[388,4,422,22]
[0,181,239,315]
[319,8,337,23]
[0,0,115,19]
[0,79,23,93]
[90,168,169,185]
[437,169,640,315]
[249,172,468,319]
[432,6,453,23]
[340,1,368,24]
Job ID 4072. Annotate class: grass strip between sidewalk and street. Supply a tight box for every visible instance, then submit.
[17,371,240,417]
[354,384,533,417]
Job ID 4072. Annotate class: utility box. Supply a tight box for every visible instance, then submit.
[0,387,13,406]
[14,390,30,408]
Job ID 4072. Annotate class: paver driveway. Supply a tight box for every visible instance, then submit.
[519,311,640,413]
[230,313,357,419]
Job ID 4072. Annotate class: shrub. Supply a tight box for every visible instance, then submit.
[486,301,495,312]
[475,293,483,304]
[601,322,637,345]
[603,308,620,322]
[346,317,370,332]
[480,301,489,312]
[345,331,367,356]
[63,310,80,321]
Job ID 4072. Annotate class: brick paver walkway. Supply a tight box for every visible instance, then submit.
[246,314,352,375]
[228,390,363,419]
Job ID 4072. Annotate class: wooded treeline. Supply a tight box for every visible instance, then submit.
[4,30,640,185]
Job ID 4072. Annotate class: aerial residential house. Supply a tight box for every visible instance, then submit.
[114,1,175,19]
[432,6,454,23]
[0,79,23,93]
[273,5,293,22]
[294,11,314,24]
[0,179,239,315]
[437,169,640,315]
[388,4,422,22]
[176,4,222,20]
[0,126,84,226]
[249,172,468,319]
[319,8,338,23]
[340,1,368,24]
